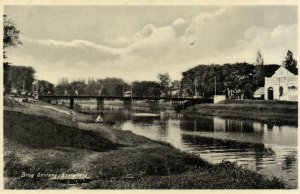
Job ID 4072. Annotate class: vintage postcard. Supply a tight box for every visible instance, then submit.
[1,0,299,192]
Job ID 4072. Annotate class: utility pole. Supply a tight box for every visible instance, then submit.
[286,66,289,101]
[278,78,280,100]
[194,78,197,97]
[22,80,25,91]
[131,83,133,101]
[214,76,217,96]
[122,83,125,94]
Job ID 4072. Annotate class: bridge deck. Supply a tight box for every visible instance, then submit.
[38,95,213,101]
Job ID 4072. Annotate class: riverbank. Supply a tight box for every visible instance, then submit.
[182,99,298,126]
[4,98,287,189]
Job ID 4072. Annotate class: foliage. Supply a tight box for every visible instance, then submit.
[4,62,11,92]
[54,78,162,97]
[283,50,297,75]
[132,81,161,97]
[3,15,22,91]
[4,64,54,95]
[37,80,55,95]
[181,63,281,99]
[253,51,264,87]
[8,65,36,91]
[54,77,127,96]
[3,15,22,57]
[157,73,172,97]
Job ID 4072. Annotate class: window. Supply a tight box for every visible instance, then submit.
[289,86,297,90]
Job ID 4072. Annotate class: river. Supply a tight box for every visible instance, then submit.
[78,102,298,188]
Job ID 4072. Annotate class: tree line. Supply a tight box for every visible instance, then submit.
[180,50,297,99]
[54,75,171,97]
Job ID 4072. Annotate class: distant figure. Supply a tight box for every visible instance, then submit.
[95,112,104,123]
[64,90,68,96]
[71,111,76,121]
[75,90,79,96]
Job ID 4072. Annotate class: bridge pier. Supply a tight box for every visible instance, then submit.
[123,98,132,109]
[148,100,159,110]
[172,100,185,111]
[171,100,179,110]
[70,97,75,109]
[96,98,104,113]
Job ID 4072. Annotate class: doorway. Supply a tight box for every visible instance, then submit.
[267,87,273,100]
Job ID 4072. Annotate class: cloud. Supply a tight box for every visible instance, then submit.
[133,24,156,41]
[194,7,226,21]
[18,37,123,63]
[104,36,132,47]
[172,18,191,37]
[126,26,176,57]
[14,8,228,65]
[185,8,226,37]
[237,24,297,61]
[8,7,297,84]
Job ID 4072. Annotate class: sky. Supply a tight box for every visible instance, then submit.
[4,5,298,84]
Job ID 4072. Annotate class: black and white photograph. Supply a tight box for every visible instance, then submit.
[2,1,298,190]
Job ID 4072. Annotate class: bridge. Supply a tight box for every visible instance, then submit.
[38,95,213,111]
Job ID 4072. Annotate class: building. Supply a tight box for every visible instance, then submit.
[123,91,132,97]
[253,87,265,99]
[264,66,297,101]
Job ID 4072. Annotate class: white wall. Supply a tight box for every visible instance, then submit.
[214,95,226,103]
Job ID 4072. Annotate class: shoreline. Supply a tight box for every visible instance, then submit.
[182,99,298,126]
[3,98,289,189]
[76,99,298,126]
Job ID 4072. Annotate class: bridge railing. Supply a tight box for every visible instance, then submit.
[38,95,211,101]
[38,95,213,110]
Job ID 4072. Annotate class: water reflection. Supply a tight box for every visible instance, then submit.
[282,151,297,171]
[181,134,276,171]
[77,103,298,188]
[180,115,255,133]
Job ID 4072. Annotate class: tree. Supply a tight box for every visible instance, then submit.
[69,80,86,95]
[283,50,297,74]
[101,88,108,96]
[3,15,22,92]
[172,80,182,97]
[255,50,264,66]
[157,73,172,97]
[253,50,264,87]
[38,80,54,95]
[132,81,161,97]
[3,15,22,58]
[97,77,125,96]
[8,65,36,91]
[181,63,265,99]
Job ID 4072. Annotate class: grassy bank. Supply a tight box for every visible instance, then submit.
[182,99,298,126]
[4,98,287,189]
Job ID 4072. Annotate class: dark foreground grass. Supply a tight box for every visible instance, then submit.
[4,102,287,189]
[82,161,284,189]
[183,99,298,126]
